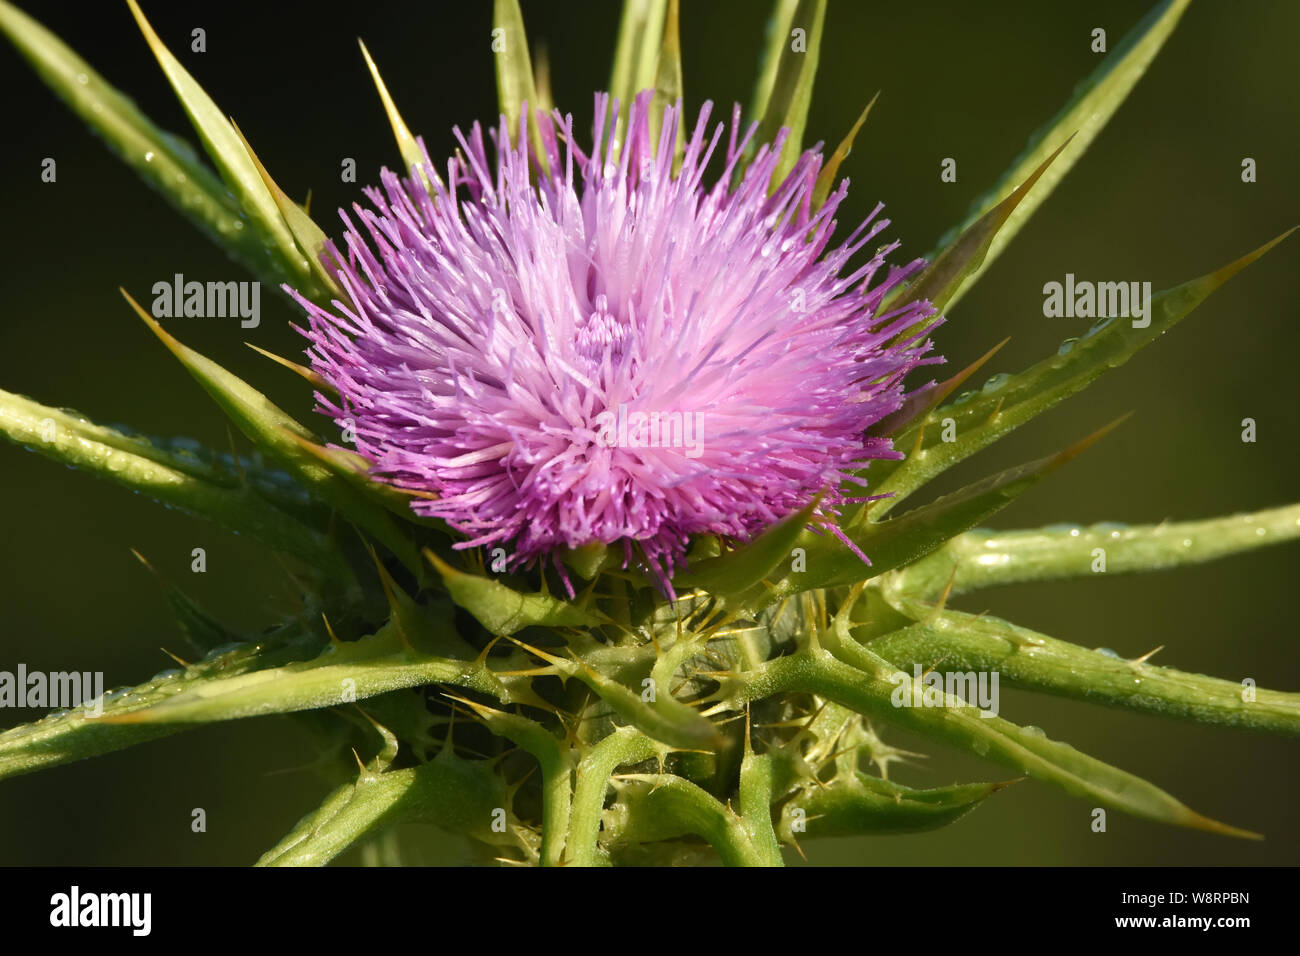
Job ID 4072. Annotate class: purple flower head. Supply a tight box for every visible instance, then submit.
[287,91,942,593]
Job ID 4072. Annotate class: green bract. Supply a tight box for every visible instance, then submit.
[0,0,1295,866]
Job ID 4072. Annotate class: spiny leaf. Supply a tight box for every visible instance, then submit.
[567,726,661,866]
[606,774,771,864]
[892,502,1300,602]
[935,0,1193,310]
[776,773,1011,840]
[762,417,1126,601]
[231,121,341,300]
[649,0,684,167]
[122,290,423,574]
[443,693,572,865]
[672,496,820,599]
[510,637,723,752]
[868,602,1300,737]
[887,137,1073,323]
[0,0,277,277]
[257,754,513,866]
[756,648,1259,839]
[0,636,311,781]
[869,336,1009,438]
[132,549,246,654]
[124,0,310,287]
[0,388,344,577]
[752,0,826,185]
[811,91,877,208]
[357,38,434,192]
[492,0,547,174]
[97,615,521,726]
[423,548,607,636]
[609,0,669,120]
[869,229,1294,518]
[747,0,800,129]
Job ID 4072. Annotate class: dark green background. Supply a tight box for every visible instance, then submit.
[0,0,1295,865]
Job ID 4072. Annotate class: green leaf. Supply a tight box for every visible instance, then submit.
[747,0,800,128]
[751,0,826,185]
[777,773,1011,840]
[0,388,346,578]
[649,0,684,167]
[509,637,724,752]
[761,418,1125,601]
[492,0,547,174]
[423,548,608,636]
[867,603,1300,737]
[124,0,312,288]
[870,229,1294,518]
[811,91,877,209]
[609,0,669,117]
[357,39,436,193]
[232,121,341,300]
[0,0,269,276]
[94,611,530,726]
[672,496,820,600]
[566,726,662,866]
[892,502,1300,602]
[123,291,423,574]
[0,635,313,781]
[444,694,572,866]
[886,138,1072,323]
[935,0,1193,310]
[257,752,514,866]
[752,647,1259,839]
[606,773,776,865]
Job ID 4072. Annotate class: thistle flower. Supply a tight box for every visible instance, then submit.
[3,0,1298,871]
[288,91,941,588]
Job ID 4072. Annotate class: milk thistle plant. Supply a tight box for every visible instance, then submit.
[1,0,1296,867]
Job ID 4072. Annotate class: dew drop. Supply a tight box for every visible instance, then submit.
[982,372,1011,393]
[1083,315,1115,338]
[1020,724,1047,738]
[144,151,155,162]
[951,390,977,406]
[1057,337,1080,356]
[75,72,88,85]
[1094,647,1122,658]
[152,668,183,681]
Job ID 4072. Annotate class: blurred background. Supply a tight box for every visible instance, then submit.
[0,0,1295,865]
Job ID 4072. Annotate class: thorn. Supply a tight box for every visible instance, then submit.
[245,342,332,390]
[504,635,567,668]
[787,832,808,861]
[321,612,343,647]
[474,635,503,668]
[1129,644,1165,667]
[910,420,926,458]
[920,654,952,681]
[160,647,191,668]
[930,561,959,618]
[129,548,159,575]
